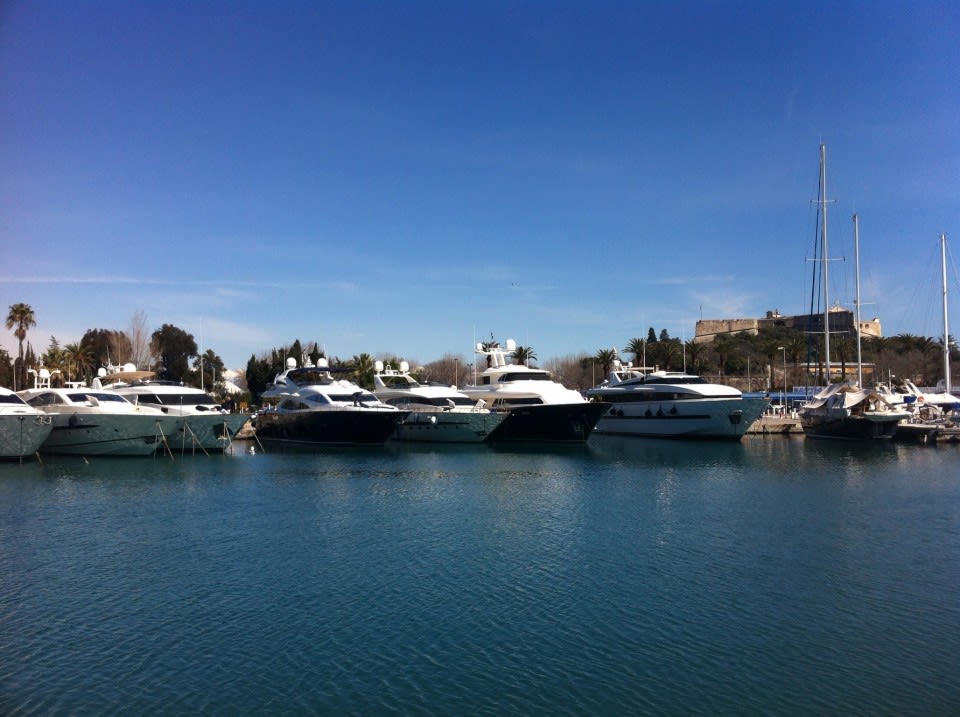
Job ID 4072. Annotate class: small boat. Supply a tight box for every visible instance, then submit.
[373,361,505,442]
[93,364,249,453]
[255,357,405,448]
[0,386,54,460]
[18,387,180,456]
[585,362,769,439]
[460,339,608,443]
[799,382,910,440]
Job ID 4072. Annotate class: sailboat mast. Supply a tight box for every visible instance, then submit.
[854,213,863,387]
[942,233,951,395]
[820,143,831,381]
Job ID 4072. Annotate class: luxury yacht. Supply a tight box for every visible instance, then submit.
[255,358,404,448]
[373,361,505,442]
[0,386,53,460]
[18,386,180,456]
[585,361,768,439]
[93,364,248,453]
[459,339,608,443]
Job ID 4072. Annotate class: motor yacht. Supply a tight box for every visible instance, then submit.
[459,339,608,443]
[18,386,180,456]
[93,364,249,453]
[255,357,405,448]
[0,386,54,460]
[585,361,768,439]
[372,361,504,442]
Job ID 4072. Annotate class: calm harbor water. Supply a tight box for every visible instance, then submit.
[1,436,958,716]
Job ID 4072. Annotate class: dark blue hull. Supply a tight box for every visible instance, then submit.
[487,402,609,443]
[255,409,404,448]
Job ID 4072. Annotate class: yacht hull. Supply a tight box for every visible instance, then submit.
[255,409,403,448]
[169,414,250,452]
[486,402,609,443]
[393,411,506,443]
[800,413,901,440]
[40,413,177,456]
[0,415,54,459]
[592,396,768,439]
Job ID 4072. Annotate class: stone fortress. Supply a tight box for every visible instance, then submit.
[694,308,882,343]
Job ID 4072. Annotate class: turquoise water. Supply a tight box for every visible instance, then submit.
[2,437,958,715]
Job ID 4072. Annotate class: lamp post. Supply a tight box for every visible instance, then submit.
[777,346,787,416]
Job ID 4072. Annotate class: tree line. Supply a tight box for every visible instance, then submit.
[2,304,228,395]
[7,302,958,399]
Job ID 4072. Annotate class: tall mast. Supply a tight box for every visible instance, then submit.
[820,143,831,381]
[853,213,863,387]
[942,233,951,395]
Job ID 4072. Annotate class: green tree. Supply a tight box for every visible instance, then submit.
[626,337,646,369]
[350,353,376,389]
[81,328,133,369]
[594,348,617,378]
[512,345,537,366]
[151,324,198,381]
[6,302,36,390]
[193,348,226,390]
[63,342,95,384]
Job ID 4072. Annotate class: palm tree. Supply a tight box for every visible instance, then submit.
[512,345,537,366]
[625,337,646,369]
[350,353,376,389]
[6,303,36,390]
[64,343,95,385]
[594,348,617,378]
[658,340,681,371]
[685,340,706,374]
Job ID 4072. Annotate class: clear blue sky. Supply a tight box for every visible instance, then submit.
[2,1,958,370]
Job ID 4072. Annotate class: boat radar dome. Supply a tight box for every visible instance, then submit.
[375,360,384,372]
[505,339,516,351]
[97,367,107,377]
[317,357,329,368]
[286,357,297,369]
[400,361,409,372]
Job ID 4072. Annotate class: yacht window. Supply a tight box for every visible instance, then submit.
[26,393,56,407]
[0,394,27,405]
[305,394,331,405]
[383,376,419,388]
[499,372,552,382]
[151,393,216,407]
[329,393,379,403]
[66,392,128,404]
[493,397,543,407]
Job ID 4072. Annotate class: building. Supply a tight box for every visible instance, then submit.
[695,308,882,343]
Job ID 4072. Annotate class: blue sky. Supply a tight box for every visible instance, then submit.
[2,1,958,370]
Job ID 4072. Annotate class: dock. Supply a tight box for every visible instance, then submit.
[748,414,803,435]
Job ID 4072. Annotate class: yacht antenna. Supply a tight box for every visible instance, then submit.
[942,233,951,395]
[853,213,863,387]
[820,144,831,381]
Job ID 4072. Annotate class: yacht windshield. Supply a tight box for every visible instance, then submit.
[499,372,552,382]
[0,394,28,405]
[66,392,129,403]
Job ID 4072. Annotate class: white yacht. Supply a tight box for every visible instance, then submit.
[93,364,249,453]
[585,362,769,439]
[255,357,405,448]
[459,339,608,443]
[18,386,180,457]
[0,386,54,460]
[372,361,505,442]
